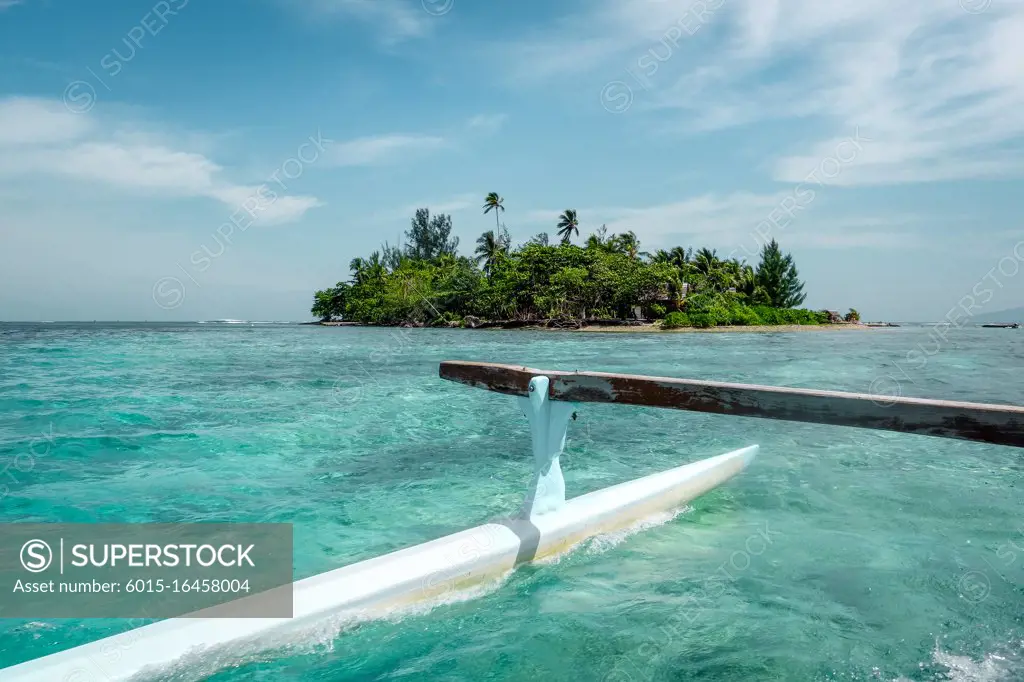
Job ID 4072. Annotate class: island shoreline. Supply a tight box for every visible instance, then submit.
[315,321,873,333]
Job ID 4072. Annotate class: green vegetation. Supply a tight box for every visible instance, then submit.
[311,197,833,329]
[661,312,690,329]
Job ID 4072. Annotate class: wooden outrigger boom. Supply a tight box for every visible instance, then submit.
[440,361,1024,448]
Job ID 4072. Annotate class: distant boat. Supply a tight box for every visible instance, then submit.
[865,322,900,328]
[981,322,1020,329]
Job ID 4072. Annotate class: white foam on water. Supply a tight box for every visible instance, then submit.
[584,505,694,555]
[381,570,514,622]
[931,649,1013,682]
[527,504,694,569]
[7,622,56,638]
[123,571,515,682]
[888,640,1021,682]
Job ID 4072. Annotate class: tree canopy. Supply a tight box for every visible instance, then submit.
[755,239,807,308]
[404,208,459,261]
[313,201,823,328]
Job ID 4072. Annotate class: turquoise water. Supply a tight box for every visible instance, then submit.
[1,322,1022,681]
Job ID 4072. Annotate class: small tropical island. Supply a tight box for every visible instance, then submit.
[312,193,863,331]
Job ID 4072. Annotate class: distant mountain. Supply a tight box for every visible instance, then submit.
[971,306,1024,324]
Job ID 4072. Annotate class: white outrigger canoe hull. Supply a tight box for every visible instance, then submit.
[3,444,757,681]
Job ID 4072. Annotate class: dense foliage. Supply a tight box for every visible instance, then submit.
[312,201,830,328]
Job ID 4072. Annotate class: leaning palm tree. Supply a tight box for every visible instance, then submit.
[669,246,691,269]
[556,209,579,244]
[722,258,743,290]
[483,192,504,231]
[612,231,642,260]
[694,248,718,276]
[651,249,672,264]
[474,229,507,275]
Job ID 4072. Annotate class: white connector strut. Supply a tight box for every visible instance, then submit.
[518,375,575,519]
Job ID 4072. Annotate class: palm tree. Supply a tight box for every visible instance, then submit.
[483,192,504,231]
[736,264,757,297]
[666,272,688,310]
[474,229,508,275]
[606,229,647,259]
[556,209,579,244]
[349,257,367,285]
[651,249,672,264]
[669,246,691,269]
[720,258,742,290]
[611,231,643,260]
[694,248,718,276]
[365,251,386,283]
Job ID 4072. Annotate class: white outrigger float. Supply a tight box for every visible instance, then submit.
[6,361,1024,681]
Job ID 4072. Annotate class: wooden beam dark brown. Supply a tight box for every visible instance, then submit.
[439,361,1024,448]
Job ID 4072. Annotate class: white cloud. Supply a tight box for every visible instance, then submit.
[498,0,716,82]
[0,97,322,225]
[326,133,444,167]
[519,193,786,248]
[0,97,93,145]
[288,0,434,44]
[596,192,789,246]
[760,3,1024,185]
[467,114,507,134]
[521,193,924,255]
[788,230,914,249]
[0,0,24,10]
[497,0,1024,186]
[208,186,323,225]
[407,192,477,215]
[316,116,499,171]
[370,192,479,222]
[521,209,564,225]
[778,216,923,250]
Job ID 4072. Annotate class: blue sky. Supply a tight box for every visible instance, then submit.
[0,0,1022,321]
